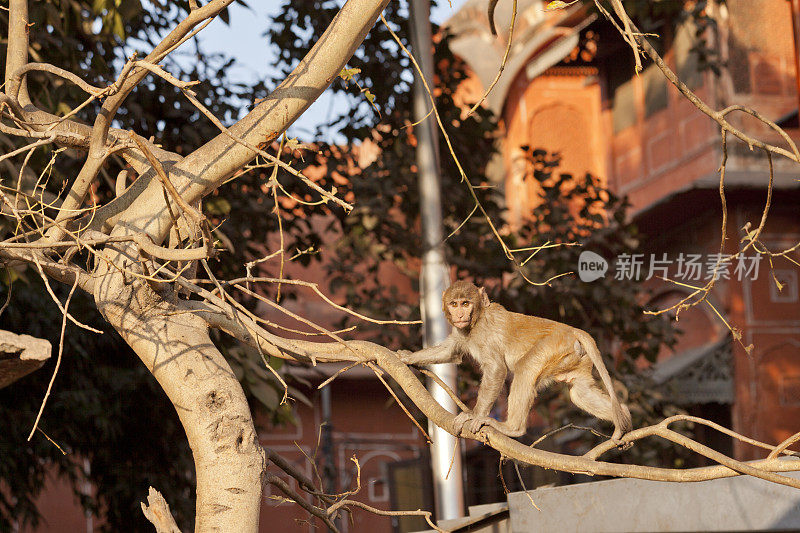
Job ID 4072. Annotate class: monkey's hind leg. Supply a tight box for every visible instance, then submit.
[453,411,489,434]
[459,414,514,436]
[568,376,631,445]
[484,363,541,438]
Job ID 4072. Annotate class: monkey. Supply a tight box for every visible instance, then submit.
[398,280,632,444]
[487,0,500,36]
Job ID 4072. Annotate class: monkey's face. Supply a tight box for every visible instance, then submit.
[446,297,477,330]
[442,281,486,331]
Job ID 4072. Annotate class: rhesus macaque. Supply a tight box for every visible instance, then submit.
[399,281,632,443]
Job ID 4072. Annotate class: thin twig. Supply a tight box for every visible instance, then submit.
[465,0,516,117]
[367,362,432,443]
[225,276,421,325]
[317,362,363,389]
[419,367,470,412]
[27,278,79,440]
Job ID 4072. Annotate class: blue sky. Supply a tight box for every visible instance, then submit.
[195,0,466,141]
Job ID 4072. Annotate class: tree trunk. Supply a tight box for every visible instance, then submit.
[94,260,266,532]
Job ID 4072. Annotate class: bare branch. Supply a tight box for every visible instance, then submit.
[174,0,394,205]
[49,0,237,234]
[141,487,182,533]
[27,278,78,440]
[221,276,421,325]
[8,63,110,101]
[328,499,445,533]
[5,0,31,104]
[266,474,340,532]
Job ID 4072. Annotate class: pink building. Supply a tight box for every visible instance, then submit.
[447,0,800,460]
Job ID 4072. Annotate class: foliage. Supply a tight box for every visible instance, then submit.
[0,277,195,532]
[499,149,672,366]
[269,0,414,140]
[269,1,505,345]
[0,0,306,529]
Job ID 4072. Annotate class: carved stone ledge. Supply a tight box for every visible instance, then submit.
[0,330,51,389]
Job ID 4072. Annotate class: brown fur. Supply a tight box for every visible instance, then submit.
[400,281,632,443]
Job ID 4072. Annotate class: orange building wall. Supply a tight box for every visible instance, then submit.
[503,67,606,224]
[609,79,719,211]
[18,474,94,533]
[728,207,800,458]
[496,0,800,461]
[259,379,426,533]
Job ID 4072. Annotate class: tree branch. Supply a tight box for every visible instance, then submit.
[167,0,393,214]
[93,271,267,532]
[5,0,31,105]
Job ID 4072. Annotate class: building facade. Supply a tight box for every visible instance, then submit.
[446,0,800,460]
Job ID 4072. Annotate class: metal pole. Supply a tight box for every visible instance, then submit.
[320,385,336,493]
[408,0,465,521]
[320,385,342,530]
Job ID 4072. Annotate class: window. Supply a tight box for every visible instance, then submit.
[387,457,433,533]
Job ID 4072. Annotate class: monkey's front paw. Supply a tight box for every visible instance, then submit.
[453,413,491,434]
[466,416,493,434]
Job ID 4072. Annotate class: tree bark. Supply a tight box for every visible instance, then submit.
[95,261,266,532]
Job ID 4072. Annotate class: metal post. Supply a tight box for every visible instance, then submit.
[320,385,336,493]
[320,385,342,530]
[408,0,465,521]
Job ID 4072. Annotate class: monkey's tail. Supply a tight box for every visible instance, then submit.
[574,331,632,435]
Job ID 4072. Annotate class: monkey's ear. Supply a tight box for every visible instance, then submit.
[478,287,490,307]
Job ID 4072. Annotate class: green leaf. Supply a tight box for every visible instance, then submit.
[118,0,143,20]
[268,356,284,371]
[56,102,73,116]
[339,67,361,83]
[288,386,312,408]
[205,197,232,215]
[231,360,245,381]
[545,1,571,11]
[219,7,230,24]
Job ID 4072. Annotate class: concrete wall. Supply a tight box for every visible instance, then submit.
[508,470,800,532]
